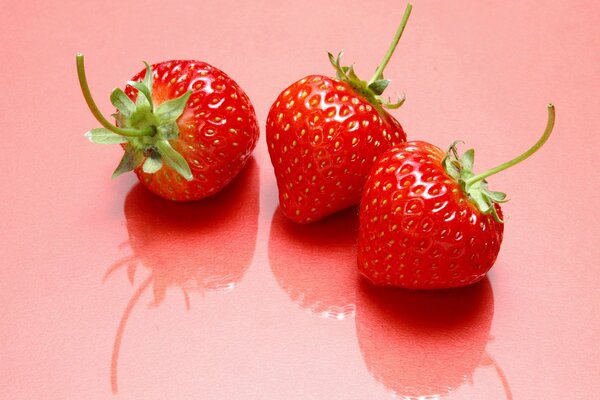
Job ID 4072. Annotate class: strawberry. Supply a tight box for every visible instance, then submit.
[76,54,259,201]
[266,4,412,223]
[357,105,555,289]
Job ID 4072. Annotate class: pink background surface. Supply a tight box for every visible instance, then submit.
[1,0,599,398]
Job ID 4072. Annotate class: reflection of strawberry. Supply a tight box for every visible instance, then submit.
[268,207,359,319]
[105,158,259,393]
[355,278,494,398]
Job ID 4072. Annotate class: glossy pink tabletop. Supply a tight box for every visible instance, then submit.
[1,1,599,399]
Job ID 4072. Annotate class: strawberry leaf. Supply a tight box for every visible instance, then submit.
[490,204,503,223]
[155,90,192,123]
[156,140,192,181]
[346,65,361,83]
[141,62,153,92]
[127,81,154,110]
[85,128,128,144]
[328,52,347,80]
[129,62,154,109]
[368,79,391,96]
[134,89,151,109]
[112,144,144,179]
[381,95,405,109]
[442,155,461,180]
[110,88,135,118]
[462,149,475,171]
[469,189,492,214]
[142,151,163,173]
[487,190,508,203]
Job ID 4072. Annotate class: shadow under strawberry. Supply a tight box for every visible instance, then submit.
[104,157,259,394]
[268,207,360,320]
[355,277,512,399]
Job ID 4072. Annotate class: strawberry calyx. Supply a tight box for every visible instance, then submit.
[442,104,556,223]
[442,142,508,222]
[328,52,405,115]
[327,3,412,114]
[76,54,193,181]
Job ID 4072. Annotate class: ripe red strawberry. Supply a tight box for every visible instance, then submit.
[357,105,555,289]
[266,5,412,223]
[77,54,259,201]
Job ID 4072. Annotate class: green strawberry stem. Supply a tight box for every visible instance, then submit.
[327,3,412,111]
[466,104,555,186]
[76,53,153,138]
[368,3,413,86]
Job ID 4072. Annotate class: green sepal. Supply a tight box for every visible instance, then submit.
[488,189,508,203]
[110,88,135,117]
[140,61,153,91]
[442,141,463,180]
[345,65,361,83]
[368,79,391,96]
[85,128,128,144]
[128,62,154,110]
[382,94,405,109]
[462,149,475,171]
[490,204,503,222]
[156,140,193,181]
[127,81,154,110]
[134,88,151,109]
[328,52,345,79]
[155,90,192,122]
[468,186,492,214]
[112,144,144,179]
[442,156,461,180]
[127,62,154,111]
[142,150,163,173]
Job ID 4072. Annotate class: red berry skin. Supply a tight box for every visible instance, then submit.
[357,141,504,289]
[266,75,406,224]
[124,60,259,201]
